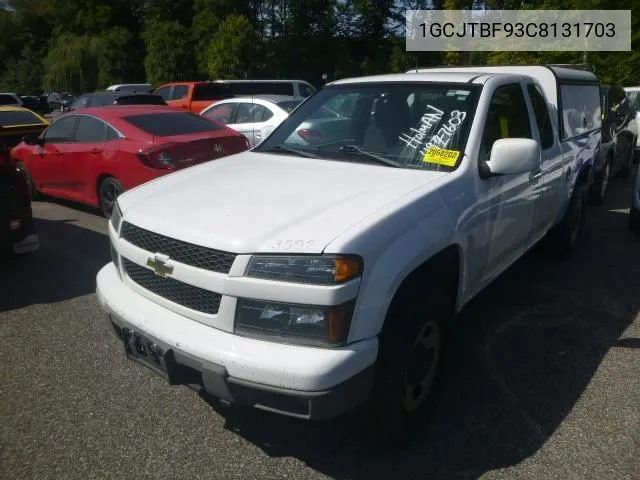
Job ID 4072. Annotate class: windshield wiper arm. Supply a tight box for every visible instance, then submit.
[260,145,319,158]
[337,145,401,168]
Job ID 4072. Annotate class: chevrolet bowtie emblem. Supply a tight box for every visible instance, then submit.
[147,255,174,277]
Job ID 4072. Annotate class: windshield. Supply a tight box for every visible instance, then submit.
[254,82,480,171]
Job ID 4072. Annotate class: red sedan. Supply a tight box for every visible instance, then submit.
[11,106,250,217]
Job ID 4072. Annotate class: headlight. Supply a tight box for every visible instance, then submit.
[234,298,355,347]
[246,255,362,285]
[110,201,123,233]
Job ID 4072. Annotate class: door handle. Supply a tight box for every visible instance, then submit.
[90,148,101,154]
[54,150,63,156]
[529,170,543,182]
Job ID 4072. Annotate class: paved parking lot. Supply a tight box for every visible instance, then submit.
[1,170,639,480]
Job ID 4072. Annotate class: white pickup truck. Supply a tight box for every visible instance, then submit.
[96,65,601,444]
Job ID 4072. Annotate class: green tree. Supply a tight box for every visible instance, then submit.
[42,34,102,93]
[206,14,259,79]
[143,20,196,85]
[98,27,146,88]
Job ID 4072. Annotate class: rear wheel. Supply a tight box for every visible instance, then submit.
[588,158,611,205]
[98,177,123,218]
[364,289,451,446]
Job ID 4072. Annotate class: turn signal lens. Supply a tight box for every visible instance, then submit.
[334,258,362,282]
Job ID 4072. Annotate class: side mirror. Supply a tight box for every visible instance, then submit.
[485,138,541,176]
[23,134,43,146]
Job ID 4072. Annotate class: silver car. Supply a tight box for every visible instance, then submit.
[200,95,301,147]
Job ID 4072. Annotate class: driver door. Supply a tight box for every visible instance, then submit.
[32,115,78,192]
[473,83,540,284]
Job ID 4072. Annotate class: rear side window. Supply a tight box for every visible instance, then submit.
[123,112,224,136]
[74,116,116,142]
[0,110,46,126]
[193,83,234,101]
[0,94,19,105]
[527,84,554,150]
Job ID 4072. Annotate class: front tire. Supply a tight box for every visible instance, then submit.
[15,161,39,200]
[365,289,451,446]
[98,177,123,218]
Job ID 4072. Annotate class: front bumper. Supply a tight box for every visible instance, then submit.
[96,263,377,420]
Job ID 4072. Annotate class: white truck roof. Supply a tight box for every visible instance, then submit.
[404,65,599,108]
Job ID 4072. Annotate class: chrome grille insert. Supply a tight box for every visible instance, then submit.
[120,221,236,274]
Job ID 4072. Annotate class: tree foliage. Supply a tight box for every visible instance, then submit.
[0,0,638,93]
[142,20,197,85]
[206,14,258,79]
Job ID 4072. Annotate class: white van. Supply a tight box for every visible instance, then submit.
[105,84,153,94]
[213,79,317,99]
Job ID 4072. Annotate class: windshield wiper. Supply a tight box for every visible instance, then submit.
[260,145,319,158]
[337,145,402,168]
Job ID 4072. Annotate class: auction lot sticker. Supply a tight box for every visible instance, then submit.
[423,147,460,166]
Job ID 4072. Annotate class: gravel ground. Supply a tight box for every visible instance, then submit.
[1,170,638,480]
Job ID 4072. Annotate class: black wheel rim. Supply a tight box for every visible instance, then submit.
[401,320,441,412]
[101,181,121,217]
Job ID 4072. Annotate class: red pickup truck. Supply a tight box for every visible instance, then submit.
[152,82,234,114]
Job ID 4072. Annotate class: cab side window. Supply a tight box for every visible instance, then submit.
[527,84,554,150]
[480,84,532,162]
[172,85,189,100]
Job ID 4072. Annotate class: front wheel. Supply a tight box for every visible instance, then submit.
[364,289,451,446]
[98,177,123,218]
[15,161,39,200]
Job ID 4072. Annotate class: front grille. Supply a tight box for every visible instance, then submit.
[123,259,222,315]
[120,222,236,273]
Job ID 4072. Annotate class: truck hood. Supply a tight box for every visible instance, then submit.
[118,152,448,254]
